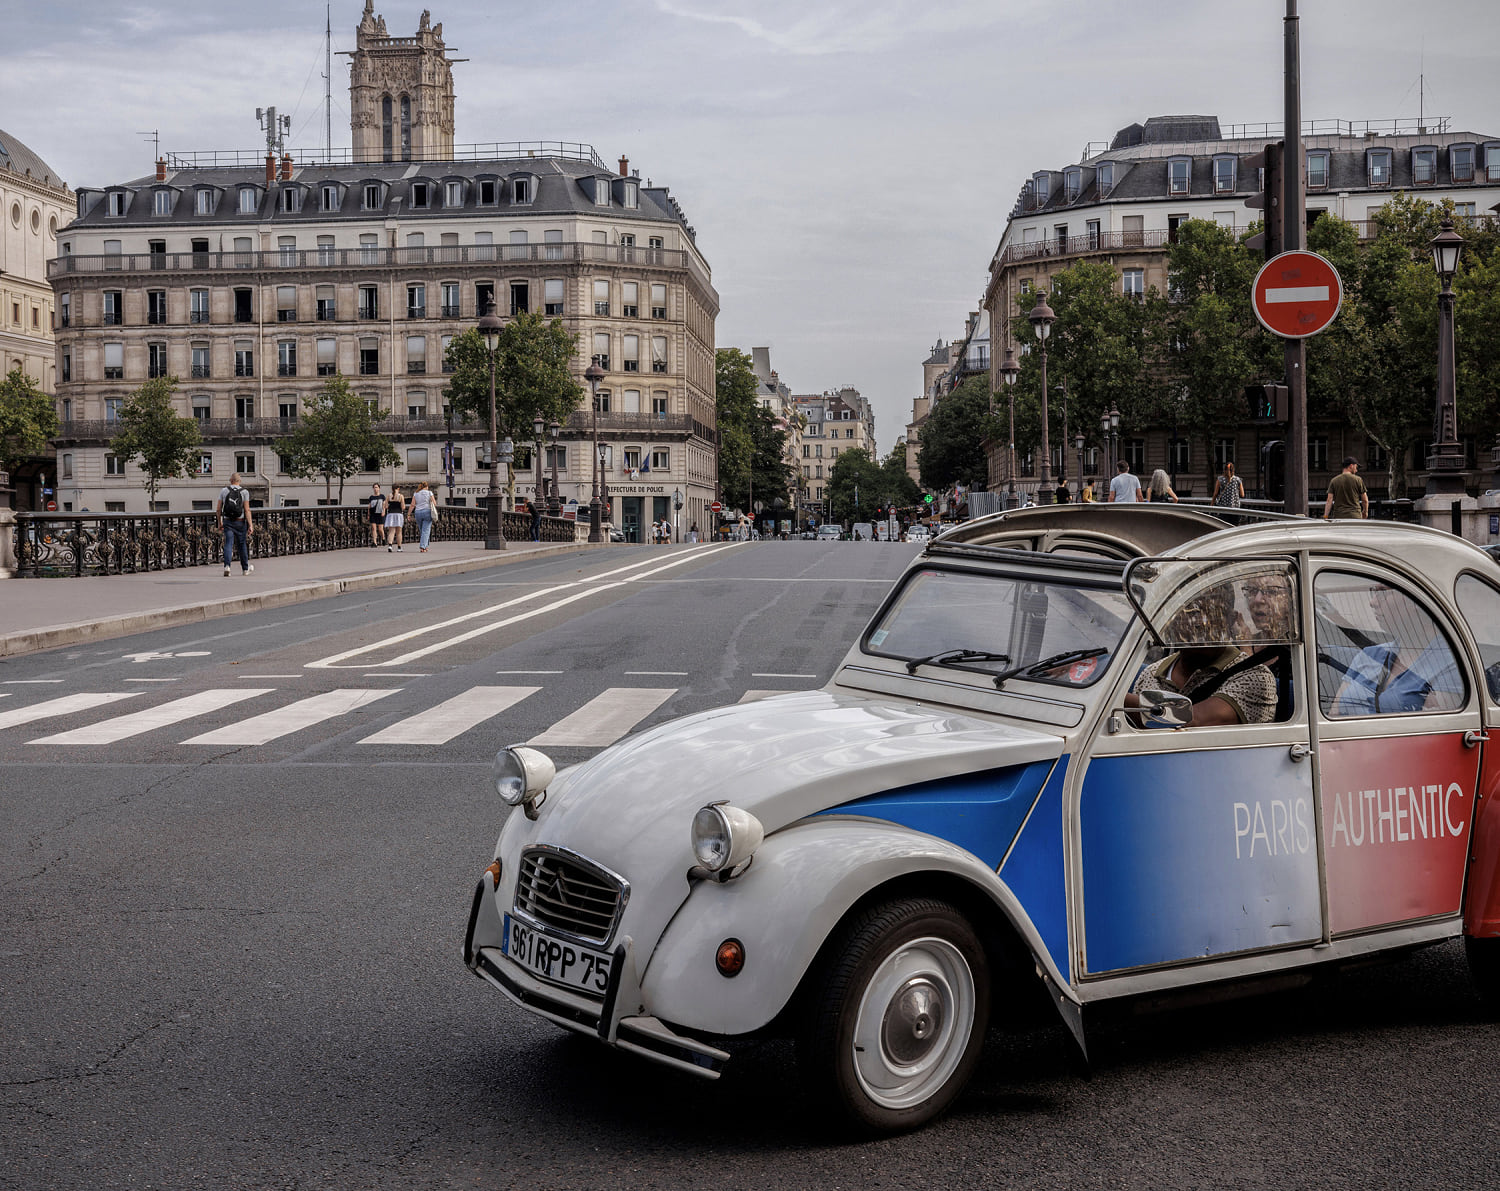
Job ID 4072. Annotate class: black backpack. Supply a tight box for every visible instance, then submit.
[222,487,245,521]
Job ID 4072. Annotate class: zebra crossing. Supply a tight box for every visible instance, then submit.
[0,681,810,752]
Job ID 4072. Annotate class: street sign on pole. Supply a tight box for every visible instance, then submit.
[1252,250,1342,339]
[710,501,723,513]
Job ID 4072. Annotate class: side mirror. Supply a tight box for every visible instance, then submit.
[1137,688,1194,728]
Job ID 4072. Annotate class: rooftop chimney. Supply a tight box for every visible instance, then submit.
[155,157,167,182]
[619,155,629,177]
[265,153,276,188]
[281,154,294,180]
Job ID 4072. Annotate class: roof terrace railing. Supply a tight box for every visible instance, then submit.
[163,141,610,171]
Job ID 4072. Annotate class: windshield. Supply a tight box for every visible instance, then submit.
[865,567,1133,687]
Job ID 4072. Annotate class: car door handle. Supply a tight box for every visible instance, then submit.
[1465,730,1490,749]
[1288,743,1313,762]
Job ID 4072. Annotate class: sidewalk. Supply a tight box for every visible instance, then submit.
[0,537,607,659]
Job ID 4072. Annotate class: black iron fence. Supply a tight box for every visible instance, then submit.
[12,506,583,577]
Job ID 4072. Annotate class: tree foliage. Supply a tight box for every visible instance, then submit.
[715,347,794,513]
[0,367,58,473]
[279,374,401,503]
[443,313,584,437]
[110,375,201,505]
[826,447,885,524]
[917,375,998,491]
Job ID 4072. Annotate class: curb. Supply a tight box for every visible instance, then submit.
[0,541,608,660]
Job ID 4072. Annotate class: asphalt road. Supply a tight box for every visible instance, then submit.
[3,540,1499,1189]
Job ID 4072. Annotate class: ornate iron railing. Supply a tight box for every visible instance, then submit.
[12,506,584,577]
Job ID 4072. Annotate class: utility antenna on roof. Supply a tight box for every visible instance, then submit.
[138,130,160,159]
[256,106,291,157]
[323,5,333,156]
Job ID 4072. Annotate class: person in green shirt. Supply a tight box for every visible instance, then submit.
[1323,456,1369,520]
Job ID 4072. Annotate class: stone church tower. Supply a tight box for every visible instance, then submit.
[348,3,457,163]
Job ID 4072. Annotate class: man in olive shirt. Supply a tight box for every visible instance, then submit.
[1323,456,1369,520]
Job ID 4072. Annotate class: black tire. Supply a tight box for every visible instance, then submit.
[798,897,990,1135]
[1466,936,1500,1011]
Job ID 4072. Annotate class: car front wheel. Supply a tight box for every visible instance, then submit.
[800,897,990,1134]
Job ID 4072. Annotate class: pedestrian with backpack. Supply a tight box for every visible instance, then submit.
[217,472,254,576]
[368,483,386,547]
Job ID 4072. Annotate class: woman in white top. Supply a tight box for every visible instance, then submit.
[410,481,438,552]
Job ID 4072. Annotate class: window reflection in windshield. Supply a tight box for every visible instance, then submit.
[866,568,1132,686]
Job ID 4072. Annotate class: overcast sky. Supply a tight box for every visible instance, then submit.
[5,0,1498,450]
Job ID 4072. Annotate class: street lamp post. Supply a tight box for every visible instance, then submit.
[532,413,545,519]
[673,486,683,543]
[585,362,605,542]
[480,312,506,550]
[1074,433,1085,502]
[1029,292,1056,502]
[1057,378,1069,499]
[547,421,561,517]
[999,347,1020,506]
[1425,218,1467,496]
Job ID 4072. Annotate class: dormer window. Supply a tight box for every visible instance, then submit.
[1412,148,1437,185]
[280,187,300,213]
[1097,162,1114,196]
[1451,144,1475,182]
[622,180,638,209]
[363,183,382,210]
[152,190,172,216]
[478,179,497,205]
[1212,156,1236,193]
[1032,173,1049,207]
[1366,148,1392,187]
[1307,151,1330,189]
[195,188,214,215]
[445,181,462,207]
[1168,157,1191,196]
[513,178,531,204]
[411,182,429,209]
[1487,144,1500,182]
[108,191,127,217]
[238,187,257,214]
[1062,167,1081,202]
[595,178,610,206]
[321,185,339,212]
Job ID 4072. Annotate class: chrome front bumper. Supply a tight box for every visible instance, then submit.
[462,874,729,1079]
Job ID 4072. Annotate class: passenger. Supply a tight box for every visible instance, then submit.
[1125,582,1277,726]
[1331,585,1465,715]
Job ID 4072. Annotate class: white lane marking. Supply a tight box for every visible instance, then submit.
[1265,285,1330,303]
[528,687,676,748]
[751,673,818,679]
[586,542,743,581]
[32,689,274,745]
[183,688,397,746]
[363,672,430,678]
[377,585,627,666]
[0,692,139,732]
[625,671,688,676]
[125,678,179,683]
[360,685,538,745]
[239,674,302,679]
[496,670,564,675]
[2,680,62,685]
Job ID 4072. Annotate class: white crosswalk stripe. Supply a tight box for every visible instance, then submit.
[182,688,398,746]
[31,689,274,745]
[359,685,538,745]
[528,687,675,748]
[0,692,139,732]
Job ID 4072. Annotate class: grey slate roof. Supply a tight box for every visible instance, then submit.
[0,128,67,189]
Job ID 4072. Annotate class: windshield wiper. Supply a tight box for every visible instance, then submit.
[905,648,1012,675]
[992,647,1108,689]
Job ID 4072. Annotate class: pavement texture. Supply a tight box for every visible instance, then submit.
[0,537,608,659]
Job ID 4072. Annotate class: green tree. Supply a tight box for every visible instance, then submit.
[110,375,201,507]
[0,367,58,474]
[443,313,584,437]
[917,375,998,491]
[747,403,794,514]
[279,374,401,504]
[881,443,923,509]
[715,347,759,510]
[826,447,884,524]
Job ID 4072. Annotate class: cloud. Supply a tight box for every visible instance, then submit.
[654,0,1010,56]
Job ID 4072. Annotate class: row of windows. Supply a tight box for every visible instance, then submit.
[105,172,644,220]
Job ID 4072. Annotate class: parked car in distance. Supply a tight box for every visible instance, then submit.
[816,524,842,541]
[463,505,1500,1134]
[905,525,931,543]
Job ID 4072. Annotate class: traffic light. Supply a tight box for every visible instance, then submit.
[1243,141,1284,261]
[1247,383,1289,423]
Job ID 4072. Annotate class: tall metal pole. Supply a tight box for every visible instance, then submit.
[1426,220,1467,494]
[548,421,561,516]
[324,6,333,159]
[485,343,505,550]
[1007,389,1017,500]
[1037,345,1052,502]
[1283,0,1309,518]
[586,364,604,542]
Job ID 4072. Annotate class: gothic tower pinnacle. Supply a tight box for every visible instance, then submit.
[349,5,456,163]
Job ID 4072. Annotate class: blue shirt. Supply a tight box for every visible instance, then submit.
[1333,638,1464,716]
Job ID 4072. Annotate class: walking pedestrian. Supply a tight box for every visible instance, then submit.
[384,484,406,551]
[411,481,439,551]
[1323,456,1369,520]
[1108,459,1142,503]
[217,471,254,576]
[688,522,699,543]
[529,498,542,542]
[367,483,386,546]
[1054,473,1071,504]
[1212,461,1244,509]
[1147,469,1179,502]
[1082,477,1097,503]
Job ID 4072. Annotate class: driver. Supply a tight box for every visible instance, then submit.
[1125,581,1277,726]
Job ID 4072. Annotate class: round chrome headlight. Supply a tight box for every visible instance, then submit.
[492,746,556,806]
[691,803,765,873]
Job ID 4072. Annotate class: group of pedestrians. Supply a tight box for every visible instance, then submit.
[366,482,440,552]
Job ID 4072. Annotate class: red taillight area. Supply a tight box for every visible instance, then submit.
[715,938,745,978]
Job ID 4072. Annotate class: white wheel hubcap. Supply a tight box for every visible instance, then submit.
[851,936,975,1110]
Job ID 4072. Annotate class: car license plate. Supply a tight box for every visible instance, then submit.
[502,914,614,996]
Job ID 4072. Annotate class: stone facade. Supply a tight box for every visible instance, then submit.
[349,4,456,164]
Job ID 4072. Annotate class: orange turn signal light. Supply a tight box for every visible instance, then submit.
[484,859,502,886]
[715,938,745,978]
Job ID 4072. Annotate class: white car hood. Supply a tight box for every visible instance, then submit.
[519,689,1064,960]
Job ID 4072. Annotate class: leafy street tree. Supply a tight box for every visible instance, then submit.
[0,366,59,475]
[917,375,997,491]
[881,444,923,509]
[279,375,401,504]
[746,403,794,515]
[826,447,884,524]
[110,376,201,507]
[715,347,759,511]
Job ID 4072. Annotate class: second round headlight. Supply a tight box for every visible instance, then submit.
[690,803,764,873]
[492,746,556,806]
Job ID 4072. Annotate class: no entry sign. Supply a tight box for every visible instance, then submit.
[1252,250,1343,339]
[710,501,723,512]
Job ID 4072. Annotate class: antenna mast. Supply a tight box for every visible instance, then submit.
[324,5,333,156]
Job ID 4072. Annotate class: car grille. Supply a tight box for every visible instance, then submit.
[514,849,624,946]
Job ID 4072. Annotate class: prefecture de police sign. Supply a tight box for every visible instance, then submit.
[1252,250,1343,339]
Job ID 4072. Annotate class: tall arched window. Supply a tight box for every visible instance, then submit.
[400,95,412,160]
[381,95,393,162]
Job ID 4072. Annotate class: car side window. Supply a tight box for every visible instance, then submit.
[1455,574,1500,702]
[1314,571,1466,717]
